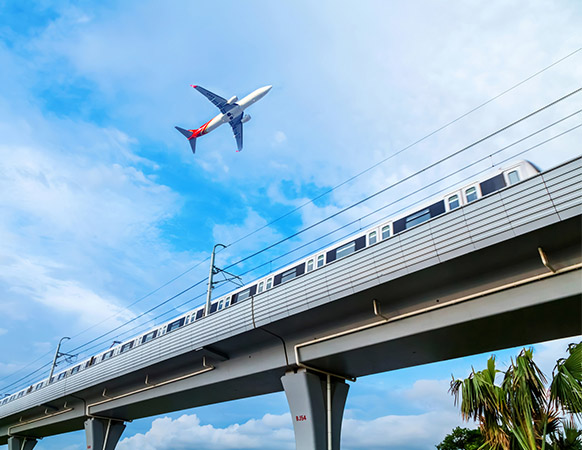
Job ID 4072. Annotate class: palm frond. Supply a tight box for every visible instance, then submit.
[550,342,582,417]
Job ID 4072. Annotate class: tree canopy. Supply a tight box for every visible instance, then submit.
[448,342,581,450]
[436,426,486,450]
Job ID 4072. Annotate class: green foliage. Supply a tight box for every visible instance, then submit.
[436,426,487,450]
[449,342,582,450]
[548,420,582,450]
[551,343,582,417]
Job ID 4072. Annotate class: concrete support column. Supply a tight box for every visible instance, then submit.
[7,436,37,450]
[281,369,349,450]
[84,418,126,450]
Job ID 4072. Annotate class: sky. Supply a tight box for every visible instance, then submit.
[0,0,581,449]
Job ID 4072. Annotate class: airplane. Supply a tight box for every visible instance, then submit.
[176,84,272,153]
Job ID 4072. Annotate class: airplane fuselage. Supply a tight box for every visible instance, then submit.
[196,85,272,137]
[176,84,271,153]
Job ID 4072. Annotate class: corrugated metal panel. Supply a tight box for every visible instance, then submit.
[429,209,474,261]
[499,176,560,235]
[543,158,582,220]
[2,157,581,420]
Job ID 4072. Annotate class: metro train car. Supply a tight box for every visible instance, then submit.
[0,160,540,407]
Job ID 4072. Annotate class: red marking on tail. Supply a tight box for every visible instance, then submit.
[189,119,212,139]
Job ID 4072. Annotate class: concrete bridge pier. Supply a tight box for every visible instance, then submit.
[84,418,125,450]
[7,436,37,450]
[281,369,350,450]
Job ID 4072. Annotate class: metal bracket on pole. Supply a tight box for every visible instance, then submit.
[538,247,556,273]
[204,244,243,317]
[48,337,75,382]
[205,244,226,316]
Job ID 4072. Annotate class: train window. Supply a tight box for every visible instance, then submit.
[336,241,356,259]
[448,194,460,210]
[35,382,44,391]
[196,309,204,320]
[141,330,157,344]
[225,296,231,307]
[27,385,33,393]
[2,398,7,405]
[317,255,324,268]
[238,289,252,301]
[381,225,391,239]
[258,282,264,293]
[218,299,225,310]
[507,170,520,185]
[406,208,431,229]
[101,350,114,361]
[465,187,478,203]
[86,357,96,368]
[57,372,67,381]
[167,317,185,333]
[280,268,297,284]
[266,278,273,289]
[70,365,81,374]
[17,391,24,398]
[306,259,314,272]
[368,231,377,245]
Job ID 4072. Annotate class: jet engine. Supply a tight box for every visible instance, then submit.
[227,96,238,104]
[241,114,251,124]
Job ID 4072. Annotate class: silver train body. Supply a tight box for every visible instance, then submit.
[0,160,540,407]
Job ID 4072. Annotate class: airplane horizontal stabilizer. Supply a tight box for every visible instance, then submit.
[175,126,197,154]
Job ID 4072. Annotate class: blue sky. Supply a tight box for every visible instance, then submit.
[0,1,581,449]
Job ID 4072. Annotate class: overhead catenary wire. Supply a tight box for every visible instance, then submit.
[35,47,581,349]
[222,88,581,271]
[5,120,581,395]
[80,95,581,357]
[1,52,580,391]
[228,111,582,280]
[66,278,209,354]
[223,48,582,249]
[3,105,579,395]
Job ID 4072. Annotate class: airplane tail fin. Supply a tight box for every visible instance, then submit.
[175,126,197,154]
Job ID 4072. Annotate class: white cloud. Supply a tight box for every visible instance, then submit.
[0,362,21,377]
[117,413,295,450]
[212,209,284,260]
[117,407,464,450]
[273,131,287,145]
[342,410,461,450]
[2,255,133,325]
[399,379,454,412]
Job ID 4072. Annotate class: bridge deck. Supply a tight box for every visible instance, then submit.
[1,156,580,443]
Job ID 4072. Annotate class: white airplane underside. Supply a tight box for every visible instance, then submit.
[176,84,271,153]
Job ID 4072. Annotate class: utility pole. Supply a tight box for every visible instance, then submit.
[205,244,226,316]
[48,336,71,382]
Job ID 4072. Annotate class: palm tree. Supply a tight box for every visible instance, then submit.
[449,342,581,450]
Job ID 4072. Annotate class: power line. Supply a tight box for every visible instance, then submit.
[222,89,581,271]
[3,114,580,395]
[69,258,211,342]
[67,278,208,354]
[229,109,582,280]
[54,47,582,346]
[2,48,580,392]
[223,48,582,249]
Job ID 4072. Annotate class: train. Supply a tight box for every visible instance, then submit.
[0,160,540,407]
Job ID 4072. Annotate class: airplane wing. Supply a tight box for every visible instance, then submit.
[229,117,243,152]
[191,85,235,114]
